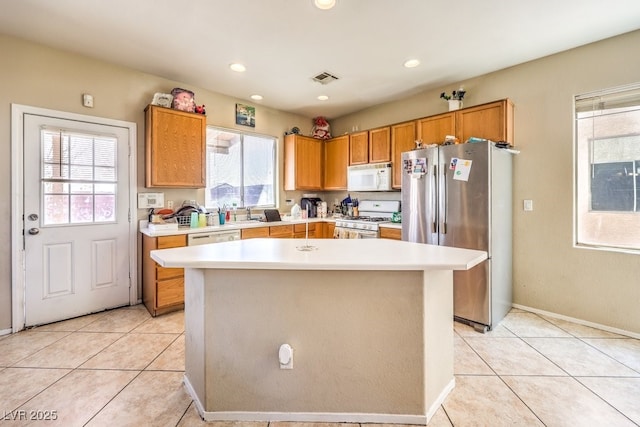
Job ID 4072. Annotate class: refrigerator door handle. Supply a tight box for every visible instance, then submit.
[441,164,447,234]
[431,164,437,233]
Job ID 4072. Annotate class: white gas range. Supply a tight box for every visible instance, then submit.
[334,200,400,238]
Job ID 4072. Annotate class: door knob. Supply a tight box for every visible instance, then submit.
[28,228,40,235]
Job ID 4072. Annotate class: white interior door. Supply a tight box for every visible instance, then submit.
[23,113,132,326]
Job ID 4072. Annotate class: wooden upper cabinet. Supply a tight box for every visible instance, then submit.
[416,113,456,145]
[369,126,391,163]
[391,121,416,189]
[349,131,369,165]
[284,134,323,191]
[144,105,206,188]
[455,99,514,143]
[324,135,349,190]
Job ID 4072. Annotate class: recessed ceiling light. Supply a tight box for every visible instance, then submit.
[251,94,263,100]
[314,0,336,10]
[229,63,246,72]
[403,59,420,68]
[317,95,329,101]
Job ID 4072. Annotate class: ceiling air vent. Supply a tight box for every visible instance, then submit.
[312,71,339,85]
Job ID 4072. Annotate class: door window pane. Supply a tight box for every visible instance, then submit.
[41,129,118,226]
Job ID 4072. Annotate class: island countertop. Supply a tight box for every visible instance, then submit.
[150,238,487,271]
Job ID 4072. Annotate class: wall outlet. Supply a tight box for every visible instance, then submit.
[167,200,174,209]
[286,199,294,206]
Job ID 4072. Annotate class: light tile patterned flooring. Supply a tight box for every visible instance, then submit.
[0,305,639,426]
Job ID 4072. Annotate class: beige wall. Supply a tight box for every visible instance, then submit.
[331,30,640,334]
[0,35,311,330]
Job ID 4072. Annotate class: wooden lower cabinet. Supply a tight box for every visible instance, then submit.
[270,224,294,238]
[293,223,320,238]
[241,227,270,239]
[324,222,336,238]
[142,234,187,316]
[380,227,402,240]
[241,225,294,239]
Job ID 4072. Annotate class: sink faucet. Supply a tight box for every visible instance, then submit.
[246,206,252,220]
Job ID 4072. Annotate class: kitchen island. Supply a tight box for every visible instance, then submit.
[151,238,486,425]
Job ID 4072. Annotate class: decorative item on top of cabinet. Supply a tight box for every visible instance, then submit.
[324,135,349,190]
[142,234,187,316]
[391,120,416,189]
[144,105,206,188]
[455,99,514,144]
[284,134,323,191]
[368,126,391,163]
[349,131,368,165]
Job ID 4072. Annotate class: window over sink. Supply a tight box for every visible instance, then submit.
[205,126,277,210]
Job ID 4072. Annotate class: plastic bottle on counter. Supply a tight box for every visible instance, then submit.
[291,203,301,220]
[198,213,207,227]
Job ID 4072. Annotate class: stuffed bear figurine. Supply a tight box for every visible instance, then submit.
[311,116,331,140]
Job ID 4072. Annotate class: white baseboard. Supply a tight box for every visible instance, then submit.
[512,304,640,339]
[426,377,455,423]
[0,328,12,337]
[183,375,428,425]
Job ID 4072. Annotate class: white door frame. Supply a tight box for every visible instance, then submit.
[11,104,138,333]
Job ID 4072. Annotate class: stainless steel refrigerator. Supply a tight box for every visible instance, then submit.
[401,141,513,331]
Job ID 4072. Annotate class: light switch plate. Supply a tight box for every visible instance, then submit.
[523,199,533,211]
[138,192,165,209]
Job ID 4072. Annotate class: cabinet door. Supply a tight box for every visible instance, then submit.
[324,222,335,238]
[324,135,349,190]
[379,227,401,240]
[349,131,369,165]
[391,121,416,189]
[156,277,184,308]
[284,135,323,190]
[416,113,455,145]
[269,225,293,238]
[369,126,391,163]
[293,223,317,238]
[455,100,513,143]
[145,105,206,188]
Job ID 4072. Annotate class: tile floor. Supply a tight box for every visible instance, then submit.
[0,305,639,426]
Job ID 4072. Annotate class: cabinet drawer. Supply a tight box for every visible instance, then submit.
[293,223,316,233]
[269,224,293,238]
[242,227,270,239]
[156,266,183,280]
[157,234,187,249]
[380,227,402,240]
[156,277,184,308]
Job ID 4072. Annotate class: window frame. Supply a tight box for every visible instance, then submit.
[204,125,278,211]
[574,83,640,254]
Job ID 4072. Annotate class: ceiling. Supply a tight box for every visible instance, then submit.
[2,0,640,119]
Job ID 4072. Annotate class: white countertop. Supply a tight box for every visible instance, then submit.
[150,238,486,271]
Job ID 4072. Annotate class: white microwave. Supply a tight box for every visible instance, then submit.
[347,162,392,192]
